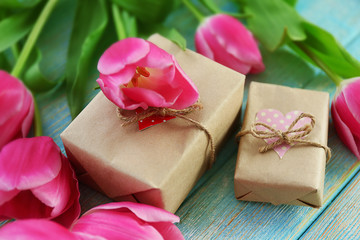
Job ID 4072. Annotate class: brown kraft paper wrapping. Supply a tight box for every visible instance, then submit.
[234,82,329,208]
[61,34,245,213]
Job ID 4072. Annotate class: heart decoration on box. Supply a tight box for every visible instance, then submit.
[135,108,176,131]
[255,109,312,158]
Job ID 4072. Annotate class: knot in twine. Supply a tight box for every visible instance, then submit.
[236,113,331,162]
[117,102,216,168]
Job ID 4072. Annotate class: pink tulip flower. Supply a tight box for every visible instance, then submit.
[71,202,184,240]
[0,202,184,240]
[331,77,360,159]
[0,136,80,227]
[97,38,199,110]
[0,70,34,149]
[0,219,78,240]
[195,14,265,75]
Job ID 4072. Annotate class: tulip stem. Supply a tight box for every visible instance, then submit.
[34,99,43,137]
[295,41,343,86]
[182,0,205,22]
[11,0,58,78]
[112,4,127,40]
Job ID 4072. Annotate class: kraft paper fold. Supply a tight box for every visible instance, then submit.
[61,34,245,213]
[234,82,329,207]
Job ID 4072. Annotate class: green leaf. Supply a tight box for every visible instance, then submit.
[0,9,38,52]
[111,0,176,23]
[157,27,187,50]
[66,0,108,118]
[290,21,360,78]
[282,0,297,7]
[243,0,306,51]
[121,10,137,37]
[0,53,11,71]
[23,48,58,92]
[0,0,42,9]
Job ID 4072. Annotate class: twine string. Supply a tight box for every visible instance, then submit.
[117,102,216,168]
[236,113,331,162]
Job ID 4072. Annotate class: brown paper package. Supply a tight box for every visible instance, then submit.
[61,34,245,213]
[234,82,329,208]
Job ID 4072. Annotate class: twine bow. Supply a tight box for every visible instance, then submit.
[117,102,216,168]
[236,113,331,162]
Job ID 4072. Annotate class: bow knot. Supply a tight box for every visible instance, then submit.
[237,113,331,162]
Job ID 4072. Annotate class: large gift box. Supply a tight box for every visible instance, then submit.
[61,34,245,213]
[234,82,329,207]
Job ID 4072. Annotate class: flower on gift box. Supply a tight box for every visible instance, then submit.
[0,202,184,240]
[331,77,360,159]
[0,70,34,149]
[97,38,199,111]
[195,14,265,75]
[0,136,80,227]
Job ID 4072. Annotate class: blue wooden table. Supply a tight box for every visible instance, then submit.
[35,0,360,239]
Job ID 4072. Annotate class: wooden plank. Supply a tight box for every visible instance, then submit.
[300,169,360,239]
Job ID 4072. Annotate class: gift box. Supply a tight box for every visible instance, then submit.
[234,82,329,207]
[61,34,245,213]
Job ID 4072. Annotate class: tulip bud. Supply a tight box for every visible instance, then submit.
[331,77,360,159]
[195,14,265,75]
[0,70,34,149]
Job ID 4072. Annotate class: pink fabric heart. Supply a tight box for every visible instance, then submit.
[255,109,311,158]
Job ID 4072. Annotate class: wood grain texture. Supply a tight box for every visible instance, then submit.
[300,170,360,240]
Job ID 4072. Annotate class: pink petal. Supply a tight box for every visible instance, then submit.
[331,102,360,159]
[98,38,150,75]
[0,71,34,149]
[0,189,19,205]
[170,57,199,109]
[32,155,80,227]
[72,211,164,240]
[0,219,78,240]
[343,78,360,123]
[0,190,53,220]
[84,202,180,223]
[140,41,174,70]
[0,137,62,191]
[335,91,360,138]
[195,26,214,59]
[152,222,185,240]
[122,87,173,109]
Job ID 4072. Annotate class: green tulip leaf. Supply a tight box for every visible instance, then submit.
[66,0,108,118]
[23,48,58,92]
[111,0,176,23]
[157,27,187,50]
[243,0,306,51]
[0,9,38,52]
[0,0,42,9]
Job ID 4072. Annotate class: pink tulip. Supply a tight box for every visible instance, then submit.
[71,202,184,240]
[331,77,360,159]
[0,219,78,240]
[97,38,199,110]
[195,14,265,75]
[0,70,34,149]
[0,202,184,240]
[0,136,80,227]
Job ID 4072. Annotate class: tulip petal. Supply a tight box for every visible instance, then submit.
[98,38,150,75]
[84,202,180,223]
[72,211,164,240]
[152,222,185,240]
[0,137,62,191]
[343,79,360,123]
[332,103,360,159]
[0,219,78,240]
[32,155,80,227]
[0,190,53,220]
[335,91,360,138]
[195,26,214,59]
[0,189,19,205]
[122,87,174,109]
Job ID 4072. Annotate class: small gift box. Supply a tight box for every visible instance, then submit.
[61,34,245,213]
[234,82,330,207]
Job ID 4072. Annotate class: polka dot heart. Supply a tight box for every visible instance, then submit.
[255,109,311,159]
